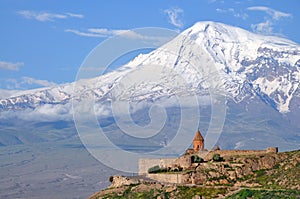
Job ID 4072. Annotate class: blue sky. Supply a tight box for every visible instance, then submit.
[0,0,299,91]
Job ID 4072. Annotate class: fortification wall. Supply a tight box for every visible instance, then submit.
[199,149,275,161]
[139,148,278,175]
[147,173,187,184]
[138,158,177,175]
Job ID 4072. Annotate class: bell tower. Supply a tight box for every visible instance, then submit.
[193,130,204,151]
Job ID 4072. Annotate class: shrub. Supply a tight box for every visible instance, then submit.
[238,189,253,198]
[212,153,224,162]
[148,165,168,173]
[272,163,280,169]
[109,176,114,182]
[148,165,183,173]
[192,155,204,163]
[178,166,183,171]
[255,169,266,177]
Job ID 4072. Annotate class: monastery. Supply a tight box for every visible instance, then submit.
[139,129,278,183]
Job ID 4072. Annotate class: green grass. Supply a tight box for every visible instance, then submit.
[176,186,227,199]
[226,189,300,199]
[99,185,228,199]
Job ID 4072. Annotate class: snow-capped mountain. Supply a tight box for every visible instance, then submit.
[1,21,300,114]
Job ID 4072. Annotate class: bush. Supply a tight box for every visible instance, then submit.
[148,165,161,173]
[212,153,224,162]
[148,165,183,173]
[178,166,183,171]
[255,169,266,177]
[192,155,204,163]
[109,176,114,182]
[238,189,253,198]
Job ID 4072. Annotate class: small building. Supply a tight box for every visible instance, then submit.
[193,130,204,151]
[185,130,205,155]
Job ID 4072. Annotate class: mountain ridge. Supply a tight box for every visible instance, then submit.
[0,21,299,114]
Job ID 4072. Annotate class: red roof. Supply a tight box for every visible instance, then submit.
[193,130,204,141]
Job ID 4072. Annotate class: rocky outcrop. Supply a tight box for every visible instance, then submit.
[109,176,140,188]
[187,152,288,186]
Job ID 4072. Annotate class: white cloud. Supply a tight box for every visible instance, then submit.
[3,76,57,90]
[65,12,84,19]
[247,6,292,35]
[164,7,184,28]
[5,78,20,89]
[88,28,130,36]
[209,0,224,4]
[18,10,84,22]
[216,8,226,13]
[247,6,291,20]
[65,29,101,37]
[67,28,163,40]
[216,8,248,20]
[65,28,174,44]
[0,103,73,122]
[21,76,57,87]
[0,61,24,71]
[251,20,273,35]
[66,28,129,38]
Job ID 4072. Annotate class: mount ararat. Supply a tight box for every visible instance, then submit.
[0,21,300,151]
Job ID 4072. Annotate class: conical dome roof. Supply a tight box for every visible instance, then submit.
[193,130,204,141]
[214,145,220,150]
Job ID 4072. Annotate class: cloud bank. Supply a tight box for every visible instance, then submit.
[0,103,73,122]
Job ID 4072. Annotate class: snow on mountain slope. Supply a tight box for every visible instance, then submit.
[1,21,300,115]
[186,22,300,112]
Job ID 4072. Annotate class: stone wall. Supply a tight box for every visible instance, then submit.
[147,173,187,184]
[173,155,191,169]
[138,158,177,175]
[266,147,278,153]
[198,148,277,161]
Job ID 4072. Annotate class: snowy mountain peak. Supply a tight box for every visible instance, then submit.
[185,22,300,112]
[1,21,300,114]
[124,21,300,113]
